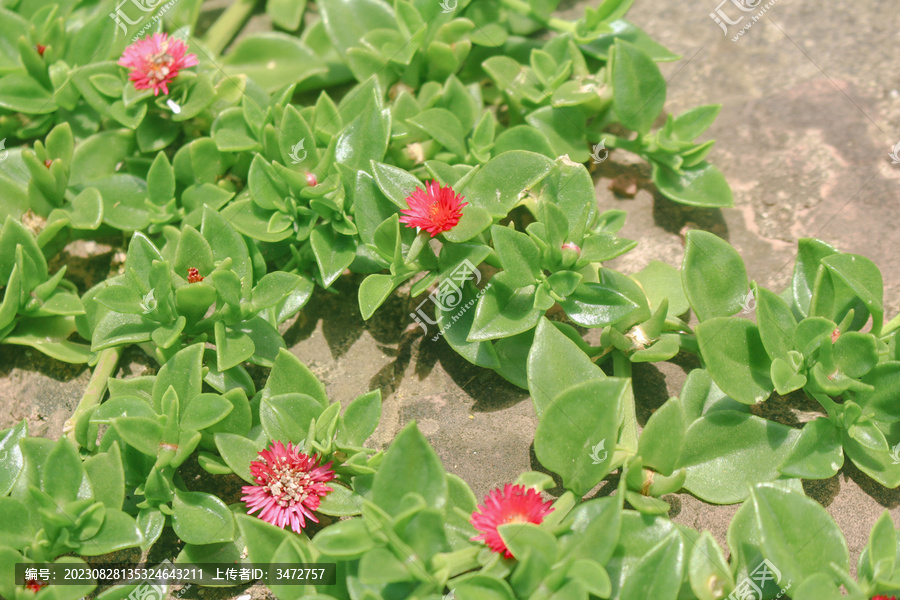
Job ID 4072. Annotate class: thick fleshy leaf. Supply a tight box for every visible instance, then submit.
[335,89,388,175]
[260,393,324,445]
[153,343,203,414]
[172,489,235,544]
[527,318,605,417]
[0,420,27,496]
[408,108,467,158]
[637,397,685,476]
[534,378,629,496]
[751,484,849,585]
[696,318,773,405]
[610,39,664,134]
[215,433,264,484]
[558,281,641,328]
[791,238,837,317]
[558,497,622,565]
[688,531,734,600]
[42,437,85,503]
[222,34,326,92]
[682,230,748,321]
[313,517,375,557]
[619,533,684,600]
[858,362,900,423]
[822,253,884,334]
[754,285,797,361]
[79,509,143,556]
[652,161,733,208]
[458,151,554,218]
[336,390,381,447]
[468,272,541,341]
[778,417,843,479]
[0,497,33,549]
[84,443,125,511]
[318,0,396,57]
[370,422,447,516]
[264,349,329,406]
[630,260,689,318]
[491,224,541,286]
[317,484,364,517]
[680,410,798,504]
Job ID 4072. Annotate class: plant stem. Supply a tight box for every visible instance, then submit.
[881,312,900,336]
[64,347,123,445]
[202,0,259,55]
[407,230,429,264]
[613,350,632,378]
[809,391,839,422]
[497,0,577,32]
[599,133,643,153]
[676,334,700,356]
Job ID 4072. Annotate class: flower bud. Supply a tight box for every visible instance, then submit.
[560,242,581,268]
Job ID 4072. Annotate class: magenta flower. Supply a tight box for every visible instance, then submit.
[241,441,335,534]
[399,180,467,237]
[470,484,554,558]
[117,33,198,96]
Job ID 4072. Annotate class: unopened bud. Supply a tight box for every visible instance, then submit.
[405,142,425,165]
[560,242,581,268]
[306,171,318,187]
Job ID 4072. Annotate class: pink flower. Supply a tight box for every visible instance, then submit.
[470,484,554,558]
[117,33,198,96]
[399,181,467,237]
[241,441,335,534]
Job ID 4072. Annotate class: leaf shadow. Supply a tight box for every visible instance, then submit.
[0,344,87,384]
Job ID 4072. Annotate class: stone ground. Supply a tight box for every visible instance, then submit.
[2,0,900,597]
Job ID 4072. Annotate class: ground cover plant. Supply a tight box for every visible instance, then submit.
[0,0,898,599]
